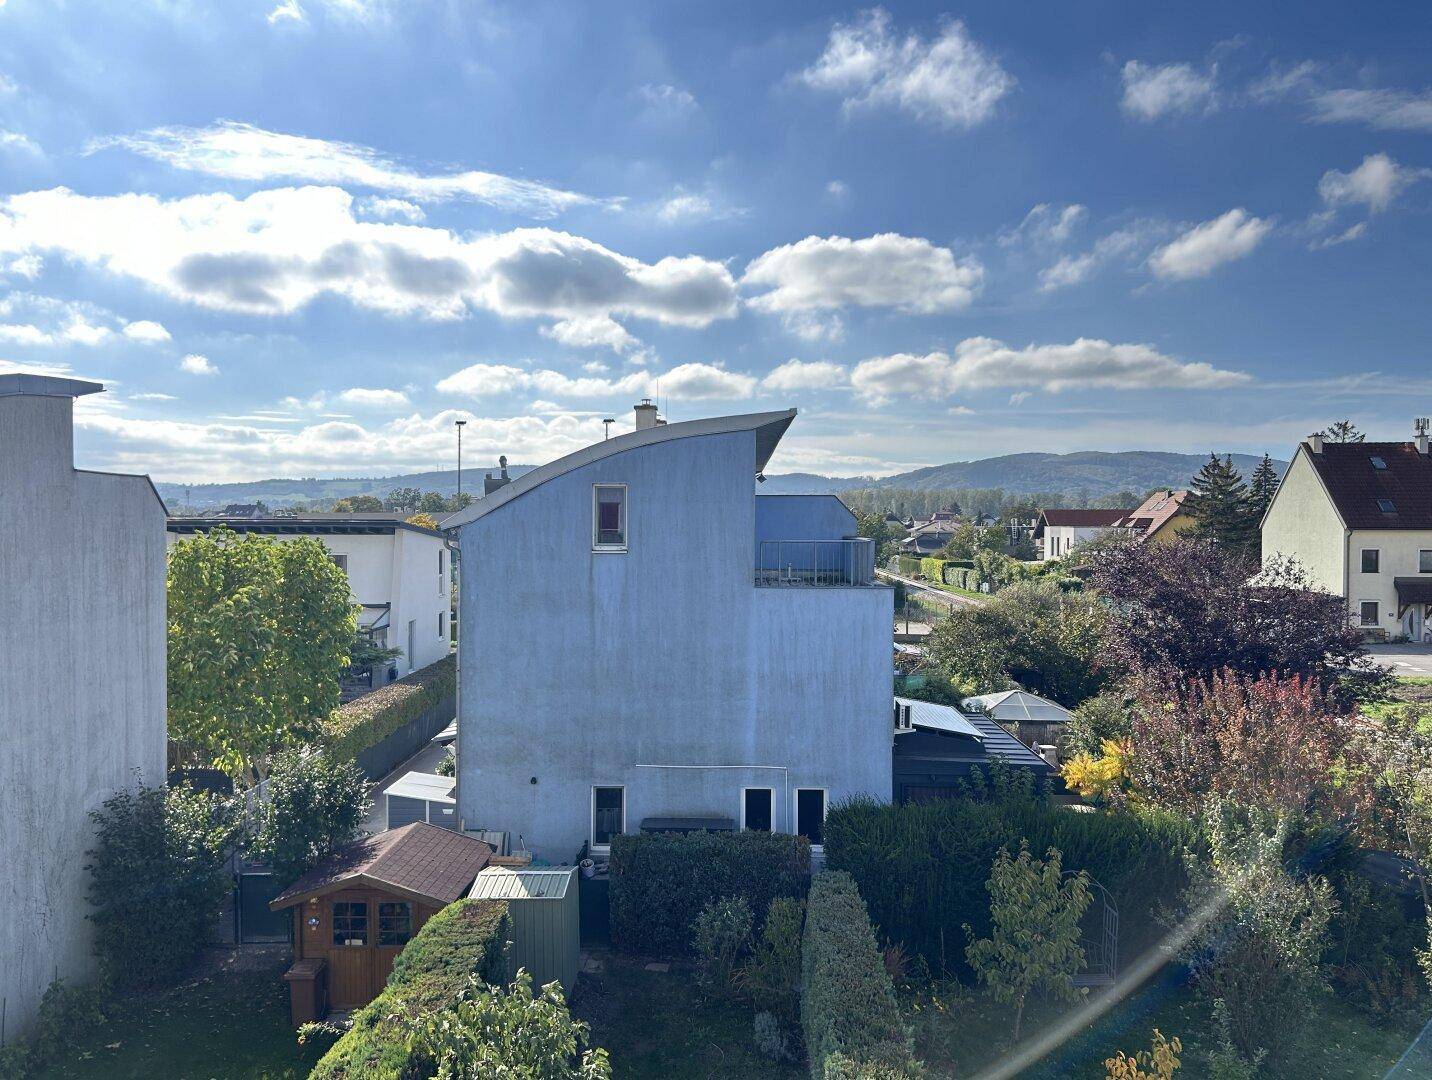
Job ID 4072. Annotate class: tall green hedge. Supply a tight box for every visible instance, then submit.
[801,872,919,1079]
[320,654,455,762]
[824,796,1196,979]
[311,898,510,1080]
[609,831,810,955]
[895,555,921,577]
[918,557,946,583]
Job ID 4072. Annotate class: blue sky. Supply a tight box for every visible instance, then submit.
[2,1,1432,481]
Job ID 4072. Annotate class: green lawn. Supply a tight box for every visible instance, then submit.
[571,948,800,1080]
[33,960,325,1080]
[906,975,1429,1078]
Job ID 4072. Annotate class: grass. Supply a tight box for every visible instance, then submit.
[33,959,324,1080]
[905,971,1429,1079]
[1362,675,1432,728]
[571,947,801,1080]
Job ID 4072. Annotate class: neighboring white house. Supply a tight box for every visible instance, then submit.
[1,374,167,1038]
[446,404,893,862]
[1035,508,1127,561]
[1262,427,1432,640]
[166,513,452,681]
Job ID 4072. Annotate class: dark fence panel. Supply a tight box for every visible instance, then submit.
[353,690,455,780]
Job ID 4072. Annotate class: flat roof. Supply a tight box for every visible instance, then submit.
[895,695,984,739]
[167,515,446,538]
[386,771,456,804]
[0,373,103,398]
[445,409,796,530]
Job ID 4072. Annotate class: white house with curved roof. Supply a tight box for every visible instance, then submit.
[449,404,893,861]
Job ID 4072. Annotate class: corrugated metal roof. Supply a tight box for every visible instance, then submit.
[469,865,575,900]
[895,695,984,739]
[963,690,1073,724]
[386,771,456,803]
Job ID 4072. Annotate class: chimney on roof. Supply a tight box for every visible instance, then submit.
[0,374,105,480]
[499,454,509,480]
[484,456,512,496]
[1416,418,1430,455]
[634,398,660,430]
[1307,433,1324,455]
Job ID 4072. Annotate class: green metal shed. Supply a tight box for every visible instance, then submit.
[468,866,580,992]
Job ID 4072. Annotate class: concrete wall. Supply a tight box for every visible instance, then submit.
[1261,447,1347,597]
[1,390,166,1039]
[457,427,892,861]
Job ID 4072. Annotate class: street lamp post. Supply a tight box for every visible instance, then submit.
[455,419,467,501]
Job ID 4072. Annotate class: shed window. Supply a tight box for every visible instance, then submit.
[333,901,368,946]
[593,485,627,550]
[796,789,827,847]
[1362,549,1380,574]
[592,786,624,848]
[1359,601,1380,627]
[378,902,412,946]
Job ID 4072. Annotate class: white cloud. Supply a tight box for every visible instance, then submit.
[0,311,114,346]
[1038,223,1158,292]
[338,387,409,407]
[268,0,305,23]
[0,323,50,345]
[357,196,425,222]
[761,359,847,393]
[540,314,638,353]
[1147,209,1271,281]
[1120,61,1216,120]
[637,84,698,123]
[780,310,846,344]
[0,74,17,98]
[88,121,613,217]
[1309,222,1368,250]
[129,392,177,401]
[1318,153,1425,213]
[743,233,983,315]
[436,360,756,402]
[825,180,850,202]
[122,319,172,343]
[180,353,217,375]
[0,130,42,157]
[1310,88,1432,132]
[999,203,1087,247]
[850,336,1249,403]
[0,186,739,330]
[799,8,1014,128]
[655,193,714,224]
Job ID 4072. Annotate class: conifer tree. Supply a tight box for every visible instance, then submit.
[1318,420,1364,443]
[1249,453,1279,516]
[1184,454,1258,563]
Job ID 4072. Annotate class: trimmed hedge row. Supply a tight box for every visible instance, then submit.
[609,830,810,955]
[320,654,455,762]
[894,555,921,577]
[824,796,1196,980]
[801,872,919,1079]
[311,898,511,1079]
[918,557,945,583]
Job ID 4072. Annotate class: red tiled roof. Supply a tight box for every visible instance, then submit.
[1039,509,1127,528]
[1304,442,1432,529]
[270,823,492,910]
[1114,489,1189,538]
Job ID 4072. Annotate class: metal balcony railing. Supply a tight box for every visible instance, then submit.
[754,538,877,587]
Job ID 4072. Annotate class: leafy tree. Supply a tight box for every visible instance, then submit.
[1104,1030,1182,1080]
[964,843,1092,1039]
[419,490,449,513]
[400,971,611,1079]
[1184,454,1258,563]
[927,577,1115,705]
[1008,531,1037,561]
[86,784,241,989]
[332,494,384,512]
[1319,419,1365,443]
[448,491,474,511]
[1061,739,1131,804]
[1089,539,1374,696]
[349,630,402,674]
[1248,453,1279,518]
[168,528,358,784]
[383,486,424,512]
[1065,691,1133,757]
[405,511,440,530]
[249,750,369,886]
[856,511,904,564]
[936,522,1006,561]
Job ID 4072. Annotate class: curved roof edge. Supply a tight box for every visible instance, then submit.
[446,409,796,530]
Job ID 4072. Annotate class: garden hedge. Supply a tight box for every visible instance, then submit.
[895,555,921,577]
[824,796,1197,979]
[609,830,810,955]
[320,654,455,763]
[918,557,946,583]
[801,871,919,1079]
[311,898,511,1080]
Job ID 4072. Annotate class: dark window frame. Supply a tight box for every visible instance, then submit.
[592,786,625,848]
[378,901,413,946]
[332,900,368,946]
[796,788,827,847]
[1362,548,1380,574]
[1359,601,1380,627]
[592,484,628,551]
[742,787,774,832]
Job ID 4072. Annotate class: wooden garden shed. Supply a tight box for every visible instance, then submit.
[468,865,580,992]
[270,822,493,1020]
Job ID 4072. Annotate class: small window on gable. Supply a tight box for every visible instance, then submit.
[1372,456,1387,470]
[1362,549,1380,574]
[1378,499,1396,514]
[593,485,627,550]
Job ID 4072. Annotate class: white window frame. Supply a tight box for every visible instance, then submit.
[1358,600,1380,628]
[1361,548,1380,574]
[590,785,625,852]
[741,787,775,832]
[794,787,828,850]
[592,484,628,552]
[1420,550,1432,574]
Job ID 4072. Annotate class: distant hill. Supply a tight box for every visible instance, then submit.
[156,450,1284,510]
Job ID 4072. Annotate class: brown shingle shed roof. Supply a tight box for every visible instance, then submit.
[1039,509,1127,528]
[1305,442,1432,530]
[270,823,492,911]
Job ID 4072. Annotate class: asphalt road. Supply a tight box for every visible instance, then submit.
[1367,644,1432,677]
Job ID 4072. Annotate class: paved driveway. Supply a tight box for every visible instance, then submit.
[1367,643,1432,677]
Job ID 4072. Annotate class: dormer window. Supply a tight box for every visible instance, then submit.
[1372,456,1387,470]
[1378,499,1396,514]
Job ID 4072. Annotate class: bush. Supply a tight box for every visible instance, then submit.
[0,978,106,1078]
[609,830,809,955]
[801,872,919,1079]
[247,749,368,887]
[321,654,455,763]
[823,794,1195,979]
[918,557,946,583]
[895,556,921,577]
[737,896,806,1022]
[693,896,754,989]
[85,784,240,989]
[1066,691,1133,757]
[754,1010,798,1064]
[312,899,511,1079]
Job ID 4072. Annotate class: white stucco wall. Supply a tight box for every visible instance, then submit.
[1344,528,1432,638]
[1,390,166,1038]
[1261,447,1347,595]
